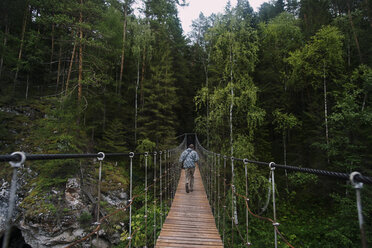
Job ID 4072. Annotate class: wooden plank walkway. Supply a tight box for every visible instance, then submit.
[155,166,223,248]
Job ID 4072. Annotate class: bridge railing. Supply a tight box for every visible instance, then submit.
[194,134,371,248]
[0,136,186,248]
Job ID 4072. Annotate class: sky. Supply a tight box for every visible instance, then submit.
[177,0,268,34]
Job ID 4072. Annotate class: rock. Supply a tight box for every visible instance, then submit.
[111,232,121,244]
[72,228,85,238]
[0,162,128,247]
[65,178,83,210]
[102,189,128,208]
[119,192,127,200]
[21,228,76,248]
[0,170,27,232]
[92,237,110,248]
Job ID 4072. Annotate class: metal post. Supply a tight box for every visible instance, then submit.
[243,159,252,246]
[206,151,209,199]
[159,151,163,227]
[164,150,168,211]
[231,157,235,248]
[153,151,157,247]
[97,152,105,223]
[209,152,212,207]
[211,152,214,212]
[214,153,217,215]
[144,152,148,248]
[170,150,174,202]
[269,162,279,248]
[350,172,367,248]
[128,152,134,248]
[223,155,226,245]
[168,150,170,203]
[2,152,26,248]
[217,154,220,231]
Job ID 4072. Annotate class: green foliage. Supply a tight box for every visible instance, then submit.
[115,204,164,248]
[100,118,128,153]
[327,65,372,170]
[287,172,318,186]
[100,161,129,193]
[26,97,87,153]
[272,109,301,133]
[194,3,262,153]
[136,138,156,152]
[79,211,93,227]
[287,25,344,90]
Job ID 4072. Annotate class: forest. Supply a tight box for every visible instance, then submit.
[0,0,371,247]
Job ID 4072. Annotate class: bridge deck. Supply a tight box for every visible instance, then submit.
[155,166,223,248]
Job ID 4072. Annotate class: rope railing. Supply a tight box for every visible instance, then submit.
[194,134,370,248]
[1,136,187,248]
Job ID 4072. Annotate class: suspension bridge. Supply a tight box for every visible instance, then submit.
[1,134,371,248]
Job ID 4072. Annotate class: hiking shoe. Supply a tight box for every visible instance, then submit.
[185,183,189,193]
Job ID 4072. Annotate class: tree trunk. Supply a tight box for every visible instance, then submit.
[140,47,146,109]
[347,38,351,67]
[283,131,287,166]
[347,1,362,63]
[56,44,62,93]
[135,59,140,144]
[25,73,29,100]
[229,36,238,227]
[14,4,29,86]
[0,18,9,79]
[119,3,128,95]
[78,0,83,103]
[202,60,209,149]
[362,93,367,111]
[202,44,212,149]
[61,56,66,93]
[103,86,106,131]
[283,130,289,189]
[50,23,55,71]
[323,61,329,163]
[65,34,77,94]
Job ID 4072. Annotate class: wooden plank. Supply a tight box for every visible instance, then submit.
[155,166,223,247]
[156,242,223,248]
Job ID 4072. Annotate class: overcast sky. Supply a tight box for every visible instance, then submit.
[178,0,267,34]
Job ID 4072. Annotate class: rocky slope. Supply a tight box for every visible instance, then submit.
[1,165,129,247]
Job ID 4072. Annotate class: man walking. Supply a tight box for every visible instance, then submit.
[179,144,199,193]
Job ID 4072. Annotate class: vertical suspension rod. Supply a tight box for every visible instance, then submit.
[159,151,163,228]
[144,152,148,248]
[217,154,220,231]
[128,152,134,248]
[350,172,367,248]
[222,155,226,245]
[243,159,251,246]
[269,162,279,248]
[231,157,235,248]
[153,152,157,247]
